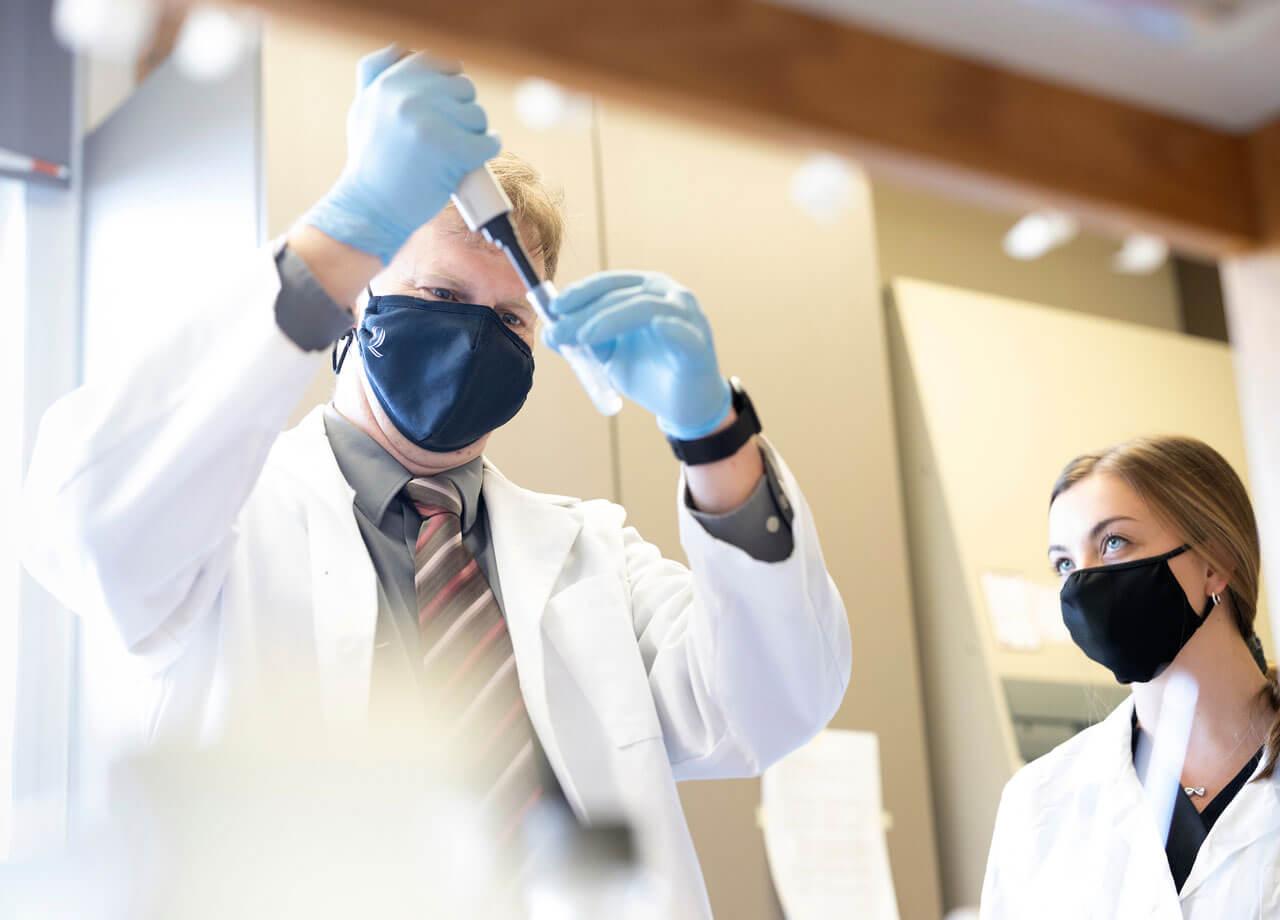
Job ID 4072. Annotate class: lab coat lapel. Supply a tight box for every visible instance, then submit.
[480,460,583,805]
[275,407,380,730]
[1079,699,1184,916]
[1179,760,1280,899]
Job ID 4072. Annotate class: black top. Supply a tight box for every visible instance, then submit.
[1130,711,1264,892]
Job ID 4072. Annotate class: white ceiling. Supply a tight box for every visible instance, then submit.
[767,0,1280,131]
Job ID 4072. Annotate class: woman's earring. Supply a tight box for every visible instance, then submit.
[1212,592,1222,607]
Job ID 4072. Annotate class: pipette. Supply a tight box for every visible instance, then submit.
[451,166,623,416]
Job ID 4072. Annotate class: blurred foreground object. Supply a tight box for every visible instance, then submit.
[1134,671,1199,847]
[0,693,661,919]
[2,725,511,918]
[523,809,664,920]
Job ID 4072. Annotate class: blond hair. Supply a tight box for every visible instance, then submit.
[445,151,566,280]
[1051,436,1278,779]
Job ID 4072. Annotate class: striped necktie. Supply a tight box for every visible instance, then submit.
[405,477,545,847]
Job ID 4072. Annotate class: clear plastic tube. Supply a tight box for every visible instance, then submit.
[527,281,622,416]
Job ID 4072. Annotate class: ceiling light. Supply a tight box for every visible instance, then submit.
[1002,210,1079,260]
[173,6,253,83]
[512,79,589,131]
[789,154,857,224]
[1113,233,1169,274]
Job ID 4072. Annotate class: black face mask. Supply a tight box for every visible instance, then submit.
[335,293,534,453]
[1059,545,1213,685]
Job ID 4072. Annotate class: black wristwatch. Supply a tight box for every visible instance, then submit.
[667,377,762,465]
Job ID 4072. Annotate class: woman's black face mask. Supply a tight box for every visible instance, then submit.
[1059,545,1212,685]
[335,293,534,453]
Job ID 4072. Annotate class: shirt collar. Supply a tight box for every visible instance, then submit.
[322,405,484,533]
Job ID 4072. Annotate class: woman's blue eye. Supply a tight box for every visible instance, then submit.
[1054,558,1074,576]
[1103,534,1128,553]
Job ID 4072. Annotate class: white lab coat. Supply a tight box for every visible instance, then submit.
[982,698,1280,919]
[20,246,852,920]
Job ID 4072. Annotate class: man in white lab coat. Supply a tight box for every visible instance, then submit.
[20,48,850,918]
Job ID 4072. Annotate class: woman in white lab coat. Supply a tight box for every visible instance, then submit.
[981,435,1280,919]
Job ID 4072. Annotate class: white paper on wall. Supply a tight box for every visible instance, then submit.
[1034,582,1072,645]
[981,571,1070,651]
[760,729,899,920]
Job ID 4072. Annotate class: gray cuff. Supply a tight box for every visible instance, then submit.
[685,443,795,563]
[273,242,355,352]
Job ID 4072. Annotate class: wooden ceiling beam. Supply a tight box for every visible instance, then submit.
[1250,119,1280,250]
[253,0,1273,257]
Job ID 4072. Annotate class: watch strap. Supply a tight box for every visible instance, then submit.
[667,378,761,465]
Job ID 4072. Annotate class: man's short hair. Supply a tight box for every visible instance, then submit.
[451,151,566,281]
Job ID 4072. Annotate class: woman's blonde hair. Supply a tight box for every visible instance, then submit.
[1051,435,1279,779]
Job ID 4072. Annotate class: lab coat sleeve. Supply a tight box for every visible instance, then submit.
[625,439,852,780]
[20,247,327,665]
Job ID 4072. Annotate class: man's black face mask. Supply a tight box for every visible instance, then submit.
[336,293,534,453]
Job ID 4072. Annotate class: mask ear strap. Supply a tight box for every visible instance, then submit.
[332,328,355,374]
[333,285,376,375]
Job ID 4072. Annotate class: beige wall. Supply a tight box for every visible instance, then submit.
[262,18,942,920]
[872,179,1184,333]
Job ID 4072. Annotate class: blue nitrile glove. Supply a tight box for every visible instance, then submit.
[300,46,501,265]
[543,271,733,440]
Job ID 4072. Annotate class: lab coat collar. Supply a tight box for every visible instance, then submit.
[1082,694,1140,774]
[1079,697,1186,910]
[478,458,584,809]
[1085,696,1154,843]
[279,407,362,530]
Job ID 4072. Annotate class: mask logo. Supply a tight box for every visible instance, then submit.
[367,326,386,358]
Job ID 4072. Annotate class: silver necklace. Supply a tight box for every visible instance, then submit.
[1181,695,1268,797]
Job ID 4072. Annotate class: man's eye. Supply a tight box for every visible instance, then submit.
[426,288,458,302]
[500,312,524,328]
